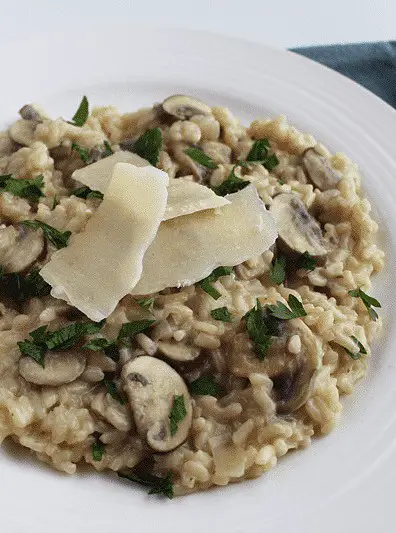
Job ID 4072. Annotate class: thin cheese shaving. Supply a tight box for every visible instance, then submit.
[41,163,169,321]
[72,152,230,219]
[131,185,277,295]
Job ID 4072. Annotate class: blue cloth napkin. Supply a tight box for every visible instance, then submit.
[292,41,396,109]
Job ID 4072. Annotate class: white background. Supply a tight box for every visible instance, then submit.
[0,0,394,48]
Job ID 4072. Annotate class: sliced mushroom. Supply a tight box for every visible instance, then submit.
[302,148,341,191]
[270,193,327,258]
[171,142,209,181]
[18,104,44,123]
[0,225,44,273]
[157,340,200,362]
[122,356,193,452]
[162,95,212,121]
[19,351,86,386]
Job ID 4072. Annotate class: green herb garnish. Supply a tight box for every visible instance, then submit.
[348,288,381,321]
[104,379,125,404]
[71,143,91,163]
[267,294,307,320]
[52,196,59,210]
[133,128,162,166]
[71,96,89,127]
[169,395,187,436]
[298,251,317,272]
[117,319,156,344]
[92,438,105,461]
[212,165,250,196]
[263,153,279,170]
[345,335,367,360]
[210,307,232,322]
[82,337,119,361]
[246,138,279,170]
[17,338,46,367]
[73,186,104,200]
[103,140,113,157]
[0,268,50,302]
[190,376,220,397]
[22,220,71,249]
[118,471,174,499]
[184,147,218,169]
[270,256,287,285]
[136,297,155,313]
[196,266,233,300]
[0,174,44,202]
[243,299,273,360]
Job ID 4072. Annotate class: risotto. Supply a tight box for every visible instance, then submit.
[0,95,384,497]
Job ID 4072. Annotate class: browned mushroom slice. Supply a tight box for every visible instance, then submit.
[270,193,327,258]
[0,225,45,273]
[162,95,212,120]
[19,351,86,386]
[302,148,341,191]
[18,104,44,123]
[122,356,192,453]
[157,341,200,362]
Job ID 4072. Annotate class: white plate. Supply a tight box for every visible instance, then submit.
[1,28,395,533]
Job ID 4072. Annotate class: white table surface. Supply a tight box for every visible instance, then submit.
[0,0,394,48]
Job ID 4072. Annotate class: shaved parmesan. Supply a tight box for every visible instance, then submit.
[41,163,169,321]
[72,152,230,219]
[131,185,277,295]
[72,151,148,192]
[164,179,230,220]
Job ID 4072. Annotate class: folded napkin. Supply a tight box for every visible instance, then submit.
[292,41,396,109]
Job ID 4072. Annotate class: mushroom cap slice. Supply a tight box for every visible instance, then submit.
[19,351,86,386]
[157,341,200,362]
[162,95,212,120]
[302,148,341,191]
[0,225,44,273]
[122,356,193,453]
[270,193,327,258]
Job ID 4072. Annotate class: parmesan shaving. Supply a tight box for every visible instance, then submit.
[131,185,277,295]
[41,163,169,321]
[72,152,230,219]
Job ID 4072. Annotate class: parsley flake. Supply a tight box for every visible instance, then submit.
[244,299,273,360]
[184,147,218,169]
[169,395,187,436]
[190,376,220,397]
[73,186,103,200]
[117,319,156,344]
[133,128,162,166]
[0,268,51,303]
[118,470,174,499]
[103,140,113,157]
[17,339,46,367]
[82,338,119,361]
[22,220,71,249]
[210,307,232,322]
[348,288,381,321]
[71,143,91,163]
[196,266,233,300]
[44,321,104,351]
[136,297,155,313]
[270,256,287,285]
[268,294,307,320]
[345,335,367,360]
[71,96,89,127]
[92,438,105,461]
[298,251,317,272]
[0,174,44,202]
[212,165,250,196]
[104,379,125,404]
[246,139,270,162]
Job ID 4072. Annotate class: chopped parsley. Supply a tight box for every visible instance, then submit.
[0,268,50,303]
[92,438,105,461]
[0,174,44,202]
[118,470,174,499]
[243,299,273,360]
[210,307,232,322]
[103,140,113,157]
[133,128,162,166]
[184,147,218,169]
[345,335,367,360]
[348,288,381,321]
[169,395,187,436]
[52,196,59,210]
[270,256,287,285]
[196,266,233,300]
[212,165,250,196]
[17,337,46,367]
[72,186,104,200]
[82,337,119,361]
[267,294,307,320]
[22,220,71,249]
[104,379,125,404]
[71,96,89,127]
[71,143,91,163]
[136,297,155,313]
[298,251,317,272]
[246,138,279,170]
[263,153,280,170]
[117,319,156,344]
[189,376,220,397]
